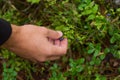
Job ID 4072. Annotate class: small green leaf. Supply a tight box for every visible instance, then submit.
[77,66,84,72]
[117,8,120,12]
[100,54,105,60]
[110,35,116,44]
[92,4,98,14]
[27,0,40,4]
[88,43,94,48]
[56,25,69,31]
[90,61,94,65]
[78,4,86,10]
[85,1,94,9]
[94,50,99,57]
[94,58,101,65]
[96,43,101,52]
[82,9,92,15]
[104,48,110,53]
[88,49,95,54]
[86,14,96,21]
[78,58,85,64]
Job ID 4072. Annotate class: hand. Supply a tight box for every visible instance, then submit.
[2,24,68,62]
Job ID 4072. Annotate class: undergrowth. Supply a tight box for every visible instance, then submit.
[0,0,120,80]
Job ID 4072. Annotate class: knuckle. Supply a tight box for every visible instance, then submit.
[39,27,48,34]
[40,27,47,31]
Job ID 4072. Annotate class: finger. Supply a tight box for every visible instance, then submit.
[46,29,63,39]
[54,39,60,46]
[52,38,68,56]
[48,38,54,44]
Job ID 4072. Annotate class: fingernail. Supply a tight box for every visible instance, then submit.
[57,31,63,37]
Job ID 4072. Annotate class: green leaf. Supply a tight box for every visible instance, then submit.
[77,66,84,72]
[92,4,99,14]
[94,58,101,65]
[85,1,94,9]
[117,8,120,12]
[86,14,96,21]
[27,0,40,4]
[104,48,110,53]
[114,33,120,40]
[117,50,120,58]
[96,43,101,51]
[82,9,92,15]
[108,27,114,36]
[100,54,105,60]
[78,4,86,10]
[56,25,69,31]
[110,35,116,44]
[78,58,85,64]
[88,43,94,48]
[94,50,99,57]
[90,61,94,65]
[88,49,95,54]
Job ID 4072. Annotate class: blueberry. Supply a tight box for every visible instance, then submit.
[106,13,111,16]
[58,36,64,41]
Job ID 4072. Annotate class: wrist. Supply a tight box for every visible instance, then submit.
[1,24,21,49]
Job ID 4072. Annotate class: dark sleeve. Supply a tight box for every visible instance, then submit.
[0,19,12,45]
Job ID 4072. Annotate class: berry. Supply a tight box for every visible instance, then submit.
[58,36,64,41]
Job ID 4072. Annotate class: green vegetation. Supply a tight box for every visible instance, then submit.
[0,0,120,80]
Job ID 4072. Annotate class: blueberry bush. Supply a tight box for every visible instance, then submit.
[0,0,120,80]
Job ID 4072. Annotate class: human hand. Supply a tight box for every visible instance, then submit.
[2,24,68,62]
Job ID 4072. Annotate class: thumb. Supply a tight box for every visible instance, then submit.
[46,29,63,39]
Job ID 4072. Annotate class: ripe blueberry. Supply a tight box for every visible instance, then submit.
[58,36,64,41]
